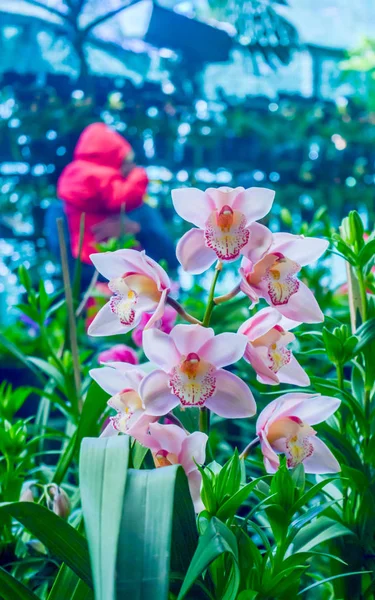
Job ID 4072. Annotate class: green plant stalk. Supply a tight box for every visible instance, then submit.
[355,266,368,323]
[199,262,222,434]
[57,218,82,414]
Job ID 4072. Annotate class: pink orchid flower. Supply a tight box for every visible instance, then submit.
[140,324,256,418]
[238,307,309,386]
[172,186,275,274]
[88,249,171,336]
[256,393,341,473]
[98,344,139,365]
[90,362,158,444]
[131,303,177,347]
[240,233,329,323]
[140,422,207,512]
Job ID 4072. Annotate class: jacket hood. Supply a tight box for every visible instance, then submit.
[74,122,133,168]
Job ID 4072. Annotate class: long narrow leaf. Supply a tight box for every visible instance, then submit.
[292,516,353,553]
[48,563,93,600]
[178,517,240,600]
[0,503,92,587]
[0,566,39,600]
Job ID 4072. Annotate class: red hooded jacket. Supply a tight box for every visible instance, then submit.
[57,123,148,264]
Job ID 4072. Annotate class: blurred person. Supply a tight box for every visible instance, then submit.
[47,122,177,290]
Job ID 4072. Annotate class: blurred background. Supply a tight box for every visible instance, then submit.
[1,0,375,326]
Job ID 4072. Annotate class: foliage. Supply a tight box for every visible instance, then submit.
[0,197,374,600]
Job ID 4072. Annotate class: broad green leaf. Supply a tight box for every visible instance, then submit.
[80,436,130,600]
[116,466,197,599]
[0,566,39,600]
[292,516,353,553]
[354,317,375,352]
[292,477,340,513]
[0,503,92,587]
[48,563,93,600]
[80,435,197,600]
[178,517,240,600]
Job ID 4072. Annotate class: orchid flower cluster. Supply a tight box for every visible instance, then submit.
[89,186,340,511]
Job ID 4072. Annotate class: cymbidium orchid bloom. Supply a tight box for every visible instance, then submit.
[256,393,341,473]
[88,249,171,336]
[90,362,158,444]
[238,307,309,386]
[140,324,256,418]
[172,186,275,274]
[240,233,329,323]
[141,422,207,512]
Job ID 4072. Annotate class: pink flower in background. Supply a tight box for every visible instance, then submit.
[256,393,341,473]
[88,249,171,336]
[140,324,256,418]
[238,307,309,386]
[240,233,329,323]
[132,304,177,347]
[172,186,275,274]
[141,423,207,512]
[90,362,158,444]
[98,344,139,365]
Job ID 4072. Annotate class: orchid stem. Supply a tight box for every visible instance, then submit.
[199,407,210,435]
[355,267,368,324]
[214,283,241,305]
[166,296,201,325]
[199,262,222,436]
[202,261,222,327]
[240,437,260,460]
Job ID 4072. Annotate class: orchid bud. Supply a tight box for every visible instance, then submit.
[47,485,71,519]
[20,484,36,503]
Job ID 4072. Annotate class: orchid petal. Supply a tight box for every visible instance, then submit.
[267,280,324,323]
[140,370,179,416]
[205,369,256,418]
[179,431,208,474]
[126,412,158,446]
[147,422,187,454]
[232,187,275,225]
[176,229,217,274]
[146,288,168,330]
[241,222,274,263]
[170,324,215,355]
[100,422,118,438]
[291,394,341,425]
[205,186,244,210]
[256,393,316,433]
[238,307,282,341]
[142,328,180,371]
[90,365,141,396]
[88,302,141,337]
[199,332,247,368]
[302,437,341,474]
[188,470,204,513]
[172,187,214,228]
[271,233,329,266]
[245,345,280,385]
[278,355,310,387]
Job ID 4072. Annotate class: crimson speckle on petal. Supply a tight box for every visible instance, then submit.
[204,209,249,261]
[169,357,216,407]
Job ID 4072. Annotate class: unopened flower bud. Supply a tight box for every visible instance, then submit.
[47,485,70,519]
[20,484,36,503]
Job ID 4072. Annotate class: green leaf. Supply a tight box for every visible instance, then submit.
[48,563,93,600]
[292,516,353,553]
[298,571,372,595]
[80,436,198,600]
[0,333,45,385]
[28,357,66,390]
[354,317,375,352]
[178,517,240,600]
[79,436,130,600]
[215,449,241,504]
[358,239,375,266]
[0,566,39,600]
[216,477,266,521]
[131,440,149,469]
[0,503,92,587]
